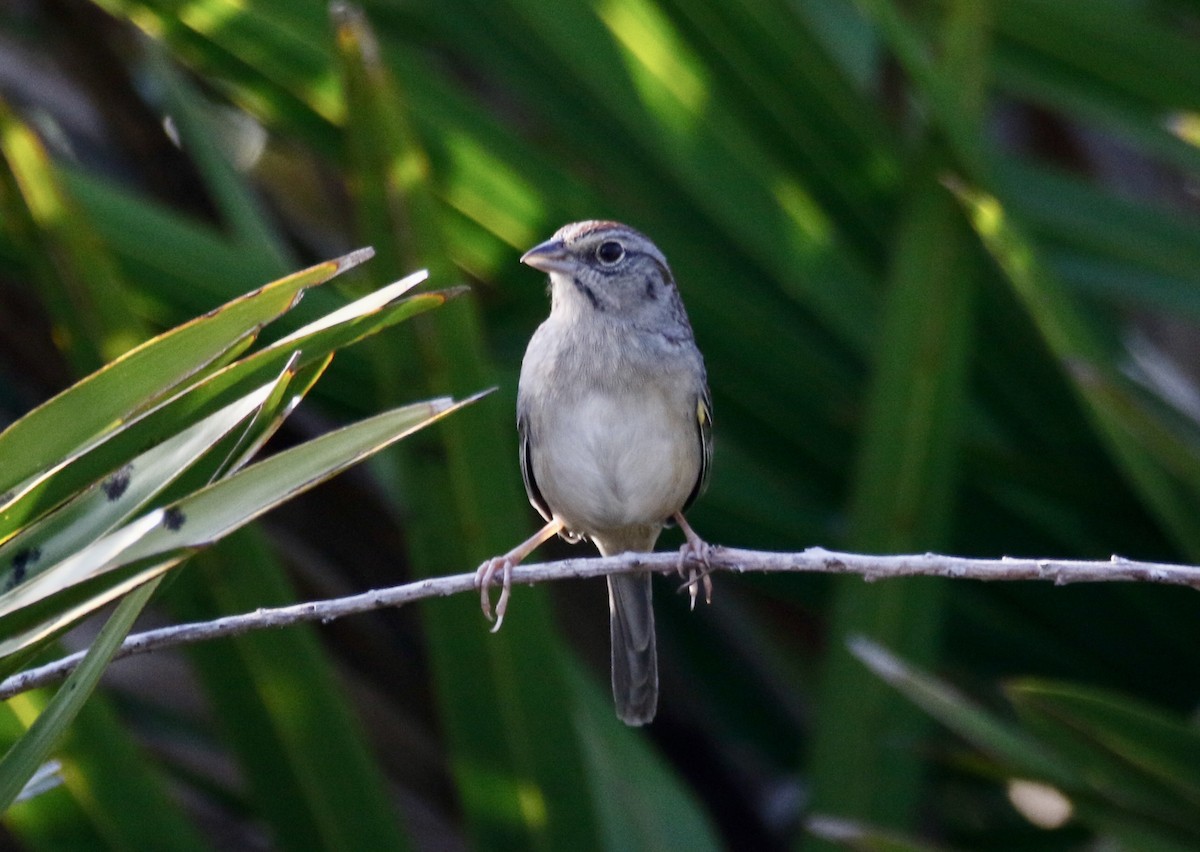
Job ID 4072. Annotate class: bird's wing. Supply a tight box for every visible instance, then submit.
[682,383,713,513]
[517,409,553,522]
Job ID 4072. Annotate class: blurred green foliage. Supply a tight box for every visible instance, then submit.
[1,0,1200,848]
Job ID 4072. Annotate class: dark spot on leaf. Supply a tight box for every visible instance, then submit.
[13,547,40,572]
[163,507,186,531]
[7,547,41,588]
[102,465,133,501]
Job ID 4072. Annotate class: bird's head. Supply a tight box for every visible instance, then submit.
[521,220,678,319]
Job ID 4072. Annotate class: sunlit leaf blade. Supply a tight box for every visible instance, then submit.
[0,390,479,822]
[0,280,463,662]
[654,0,899,247]
[0,247,373,494]
[111,393,485,566]
[0,272,451,541]
[0,514,169,658]
[0,560,182,673]
[0,377,282,600]
[90,0,342,126]
[215,353,319,478]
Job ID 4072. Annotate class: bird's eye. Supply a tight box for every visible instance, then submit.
[595,240,625,265]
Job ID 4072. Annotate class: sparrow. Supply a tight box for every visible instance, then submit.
[477,220,712,726]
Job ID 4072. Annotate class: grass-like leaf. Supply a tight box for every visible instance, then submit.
[334,6,606,849]
[1008,680,1200,828]
[0,581,161,811]
[0,248,372,497]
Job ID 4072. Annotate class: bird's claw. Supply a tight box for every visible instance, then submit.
[475,519,565,633]
[676,539,713,611]
[475,555,515,633]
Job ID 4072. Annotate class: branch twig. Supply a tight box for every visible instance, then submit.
[4,546,1198,701]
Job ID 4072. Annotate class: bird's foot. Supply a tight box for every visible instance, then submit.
[673,512,713,611]
[475,518,565,633]
[475,554,516,633]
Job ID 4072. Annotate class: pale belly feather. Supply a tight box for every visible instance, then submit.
[534,389,698,535]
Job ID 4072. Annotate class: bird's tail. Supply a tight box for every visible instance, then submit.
[607,572,657,725]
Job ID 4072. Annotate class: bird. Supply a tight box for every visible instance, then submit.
[476,220,713,726]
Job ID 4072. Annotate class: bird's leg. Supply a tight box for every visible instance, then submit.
[476,518,564,632]
[673,512,713,610]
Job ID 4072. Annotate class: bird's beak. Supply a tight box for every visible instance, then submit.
[520,239,574,274]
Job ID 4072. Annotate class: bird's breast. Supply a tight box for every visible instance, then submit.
[532,387,699,536]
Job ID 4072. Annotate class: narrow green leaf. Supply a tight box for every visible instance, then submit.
[955,183,1200,559]
[997,0,1200,114]
[563,654,721,852]
[0,271,451,540]
[0,98,144,372]
[998,159,1200,306]
[4,686,208,851]
[152,48,291,275]
[655,0,899,247]
[0,580,160,810]
[0,703,103,847]
[0,560,182,678]
[0,376,281,600]
[334,6,604,850]
[1007,681,1200,825]
[848,638,1081,788]
[111,394,484,567]
[859,641,1200,848]
[0,514,170,658]
[807,4,986,832]
[169,529,411,851]
[0,247,373,494]
[852,0,987,176]
[58,166,288,316]
[808,171,977,837]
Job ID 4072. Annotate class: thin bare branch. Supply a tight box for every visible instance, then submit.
[4,546,1198,701]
